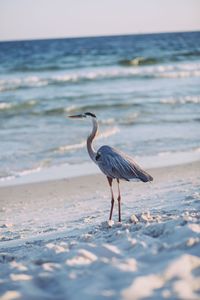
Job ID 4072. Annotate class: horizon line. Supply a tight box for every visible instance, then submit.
[0,29,199,43]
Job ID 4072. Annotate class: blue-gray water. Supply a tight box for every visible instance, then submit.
[0,32,200,180]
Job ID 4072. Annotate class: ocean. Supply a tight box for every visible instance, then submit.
[0,31,200,182]
[1,33,200,300]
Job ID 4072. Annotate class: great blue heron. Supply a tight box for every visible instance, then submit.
[69,112,153,222]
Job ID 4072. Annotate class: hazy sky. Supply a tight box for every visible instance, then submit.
[0,0,200,41]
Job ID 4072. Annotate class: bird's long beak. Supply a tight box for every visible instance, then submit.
[68,114,85,119]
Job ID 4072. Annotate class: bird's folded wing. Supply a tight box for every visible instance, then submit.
[97,145,151,181]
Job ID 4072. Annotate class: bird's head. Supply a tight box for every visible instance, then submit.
[68,112,96,119]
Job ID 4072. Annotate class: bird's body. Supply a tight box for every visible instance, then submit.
[69,112,153,222]
[96,145,152,182]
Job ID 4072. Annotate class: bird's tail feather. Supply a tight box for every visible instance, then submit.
[138,170,153,182]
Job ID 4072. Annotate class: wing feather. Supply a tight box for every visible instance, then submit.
[96,145,153,182]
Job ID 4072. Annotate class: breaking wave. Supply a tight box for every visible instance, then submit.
[0,100,37,113]
[119,50,200,67]
[0,103,13,110]
[1,95,199,118]
[56,127,120,153]
[160,96,200,105]
[119,57,159,66]
[1,63,200,92]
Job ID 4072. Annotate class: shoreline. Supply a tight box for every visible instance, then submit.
[1,160,199,204]
[0,149,200,188]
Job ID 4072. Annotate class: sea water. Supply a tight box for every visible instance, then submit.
[0,32,200,182]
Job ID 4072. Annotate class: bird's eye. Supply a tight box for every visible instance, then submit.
[95,153,101,161]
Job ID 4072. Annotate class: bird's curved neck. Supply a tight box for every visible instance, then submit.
[87,118,98,162]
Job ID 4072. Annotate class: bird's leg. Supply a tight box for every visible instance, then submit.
[107,177,115,221]
[117,179,121,222]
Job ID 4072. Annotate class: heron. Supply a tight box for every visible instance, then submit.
[69,112,153,222]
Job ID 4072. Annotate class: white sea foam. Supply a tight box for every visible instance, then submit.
[98,126,120,139]
[0,99,38,112]
[58,141,86,153]
[0,62,200,92]
[100,118,116,125]
[24,76,48,87]
[57,127,120,153]
[0,166,43,183]
[160,95,200,105]
[64,105,78,113]
[0,76,48,91]
[158,70,200,78]
[0,102,12,110]
[16,166,42,177]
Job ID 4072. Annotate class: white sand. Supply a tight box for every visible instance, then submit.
[0,162,200,300]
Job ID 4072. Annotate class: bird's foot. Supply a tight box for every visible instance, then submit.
[117,221,122,226]
[108,220,114,227]
[101,220,114,229]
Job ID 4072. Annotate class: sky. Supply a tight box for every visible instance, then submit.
[0,0,200,41]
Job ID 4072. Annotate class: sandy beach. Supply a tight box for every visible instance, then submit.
[0,161,200,300]
[0,7,200,300]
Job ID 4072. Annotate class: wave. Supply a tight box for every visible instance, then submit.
[1,146,200,184]
[65,110,200,127]
[55,96,200,117]
[56,127,120,153]
[41,101,142,117]
[65,101,140,114]
[0,165,43,182]
[0,102,13,110]
[0,63,200,92]
[158,70,200,78]
[0,99,139,117]
[9,51,200,74]
[119,51,200,67]
[0,76,48,92]
[172,50,200,59]
[0,100,37,113]
[10,65,64,73]
[160,96,200,105]
[119,57,159,66]
[1,95,199,117]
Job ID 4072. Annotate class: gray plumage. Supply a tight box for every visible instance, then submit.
[96,145,153,182]
[69,111,153,222]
